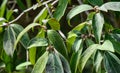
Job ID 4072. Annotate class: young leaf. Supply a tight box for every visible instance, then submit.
[27,38,48,49]
[53,0,68,21]
[45,52,64,73]
[92,13,104,43]
[29,47,36,65]
[87,0,103,6]
[47,30,68,58]
[47,18,60,30]
[3,26,16,57]
[67,4,93,25]
[59,53,71,73]
[104,52,120,73]
[99,2,120,12]
[16,62,31,70]
[31,51,49,73]
[79,44,100,72]
[6,10,13,21]
[14,23,40,49]
[0,0,7,17]
[10,24,30,49]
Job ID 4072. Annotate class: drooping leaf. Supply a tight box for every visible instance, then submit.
[31,51,49,73]
[14,23,40,49]
[3,26,16,57]
[10,24,30,49]
[47,30,68,58]
[53,0,68,21]
[94,50,103,72]
[104,52,120,73]
[79,44,100,72]
[99,2,120,12]
[70,49,82,73]
[47,18,60,30]
[16,62,31,70]
[33,7,48,24]
[87,0,103,6]
[0,0,7,17]
[59,53,71,73]
[92,12,104,43]
[67,4,93,25]
[27,38,48,49]
[45,52,64,73]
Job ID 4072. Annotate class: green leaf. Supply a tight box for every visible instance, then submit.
[53,0,68,21]
[27,38,48,49]
[101,40,114,52]
[104,52,120,73]
[45,52,64,73]
[47,30,68,58]
[11,24,30,49]
[99,2,120,12]
[85,38,94,47]
[14,23,40,49]
[33,7,48,24]
[6,10,13,21]
[59,54,71,73]
[29,47,36,65]
[47,18,60,30]
[16,62,31,70]
[16,0,26,10]
[67,4,93,25]
[32,51,49,73]
[87,0,103,6]
[3,26,16,57]
[94,51,103,72]
[70,49,82,73]
[79,44,100,72]
[0,0,7,17]
[92,13,104,43]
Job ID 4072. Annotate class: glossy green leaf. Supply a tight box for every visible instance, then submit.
[98,40,114,52]
[32,51,49,73]
[47,30,68,58]
[79,44,100,72]
[67,4,93,25]
[47,18,60,30]
[104,52,120,73]
[94,51,103,72]
[33,7,48,24]
[29,47,36,65]
[16,62,31,70]
[59,54,71,73]
[99,2,120,12]
[0,0,7,17]
[53,0,68,21]
[3,26,16,57]
[87,0,103,6]
[11,24,29,49]
[70,49,82,73]
[45,52,64,73]
[14,23,40,49]
[27,38,48,49]
[85,38,94,47]
[36,28,45,38]
[92,13,104,43]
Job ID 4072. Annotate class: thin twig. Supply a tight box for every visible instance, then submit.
[9,0,53,24]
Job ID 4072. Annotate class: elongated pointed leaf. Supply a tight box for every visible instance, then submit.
[92,13,104,43]
[47,30,68,58]
[46,52,64,73]
[104,52,120,73]
[16,62,31,70]
[14,23,40,49]
[99,2,120,12]
[79,44,100,72]
[67,4,93,25]
[11,24,29,49]
[32,51,49,73]
[29,47,36,65]
[27,38,48,49]
[53,0,68,21]
[0,0,7,17]
[59,54,71,73]
[3,26,16,57]
[88,0,103,6]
